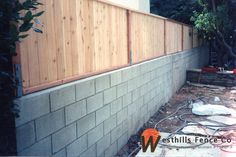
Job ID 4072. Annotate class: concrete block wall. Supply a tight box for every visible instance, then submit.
[15,47,208,157]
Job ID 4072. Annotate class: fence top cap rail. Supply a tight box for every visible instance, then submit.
[95,0,192,27]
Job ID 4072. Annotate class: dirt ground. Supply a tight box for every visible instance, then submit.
[116,83,236,157]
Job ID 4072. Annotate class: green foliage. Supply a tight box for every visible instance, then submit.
[150,0,201,25]
[0,0,44,117]
[191,0,232,40]
[0,1,44,154]
[191,9,217,38]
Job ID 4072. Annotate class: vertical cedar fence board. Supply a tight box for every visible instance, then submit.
[165,20,183,54]
[16,0,199,95]
[130,11,165,63]
[183,25,193,50]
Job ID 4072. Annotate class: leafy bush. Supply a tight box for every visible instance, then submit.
[0,0,43,155]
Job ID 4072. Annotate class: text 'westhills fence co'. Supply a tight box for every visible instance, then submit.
[14,0,201,95]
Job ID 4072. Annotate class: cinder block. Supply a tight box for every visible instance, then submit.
[150,70,156,80]
[132,66,140,78]
[88,123,104,147]
[95,75,110,93]
[87,93,103,114]
[144,72,151,83]
[140,84,148,96]
[110,97,122,115]
[18,136,52,156]
[80,145,96,157]
[77,113,95,137]
[104,141,118,157]
[140,104,148,116]
[128,102,136,116]
[65,100,86,125]
[96,104,110,125]
[104,114,117,135]
[140,63,147,74]
[110,123,123,144]
[50,86,76,111]
[141,75,147,86]
[150,89,156,100]
[110,71,122,86]
[150,106,157,116]
[122,92,132,107]
[118,132,128,150]
[98,152,105,157]
[122,68,133,82]
[52,123,77,153]
[127,115,134,137]
[127,79,137,92]
[15,93,50,126]
[76,80,95,101]
[36,109,64,140]
[96,133,111,156]
[117,82,128,98]
[66,134,87,157]
[132,88,140,102]
[104,87,117,105]
[122,119,129,133]
[153,78,159,87]
[137,97,144,109]
[144,92,151,104]
[135,76,143,88]
[117,107,128,125]
[147,99,155,112]
[16,121,36,152]
[51,149,66,157]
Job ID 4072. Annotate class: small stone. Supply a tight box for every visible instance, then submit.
[214,96,221,102]
[230,90,236,94]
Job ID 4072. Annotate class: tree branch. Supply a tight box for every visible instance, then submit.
[217,32,236,58]
[211,0,216,12]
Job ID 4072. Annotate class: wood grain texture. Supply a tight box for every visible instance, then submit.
[183,26,193,50]
[165,21,182,54]
[18,0,198,94]
[131,12,165,63]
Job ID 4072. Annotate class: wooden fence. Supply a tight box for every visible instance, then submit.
[15,0,200,94]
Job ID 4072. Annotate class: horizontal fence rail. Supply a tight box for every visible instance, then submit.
[15,0,201,94]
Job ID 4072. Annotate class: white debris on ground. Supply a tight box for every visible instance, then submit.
[207,116,236,126]
[192,103,235,116]
[181,125,227,136]
[134,83,236,157]
[231,90,236,94]
[214,96,221,102]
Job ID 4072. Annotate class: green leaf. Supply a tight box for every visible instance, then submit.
[10,24,19,37]
[24,11,33,22]
[9,45,16,54]
[33,11,44,17]
[33,28,43,33]
[19,22,33,32]
[19,34,29,39]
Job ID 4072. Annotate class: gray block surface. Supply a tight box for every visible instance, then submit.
[15,47,208,157]
[35,109,65,140]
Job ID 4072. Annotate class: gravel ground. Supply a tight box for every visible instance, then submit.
[115,83,236,157]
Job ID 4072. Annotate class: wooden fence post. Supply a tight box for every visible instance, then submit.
[127,10,132,65]
[164,19,167,55]
[181,24,184,51]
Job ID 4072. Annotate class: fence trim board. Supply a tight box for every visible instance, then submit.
[23,63,130,94]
